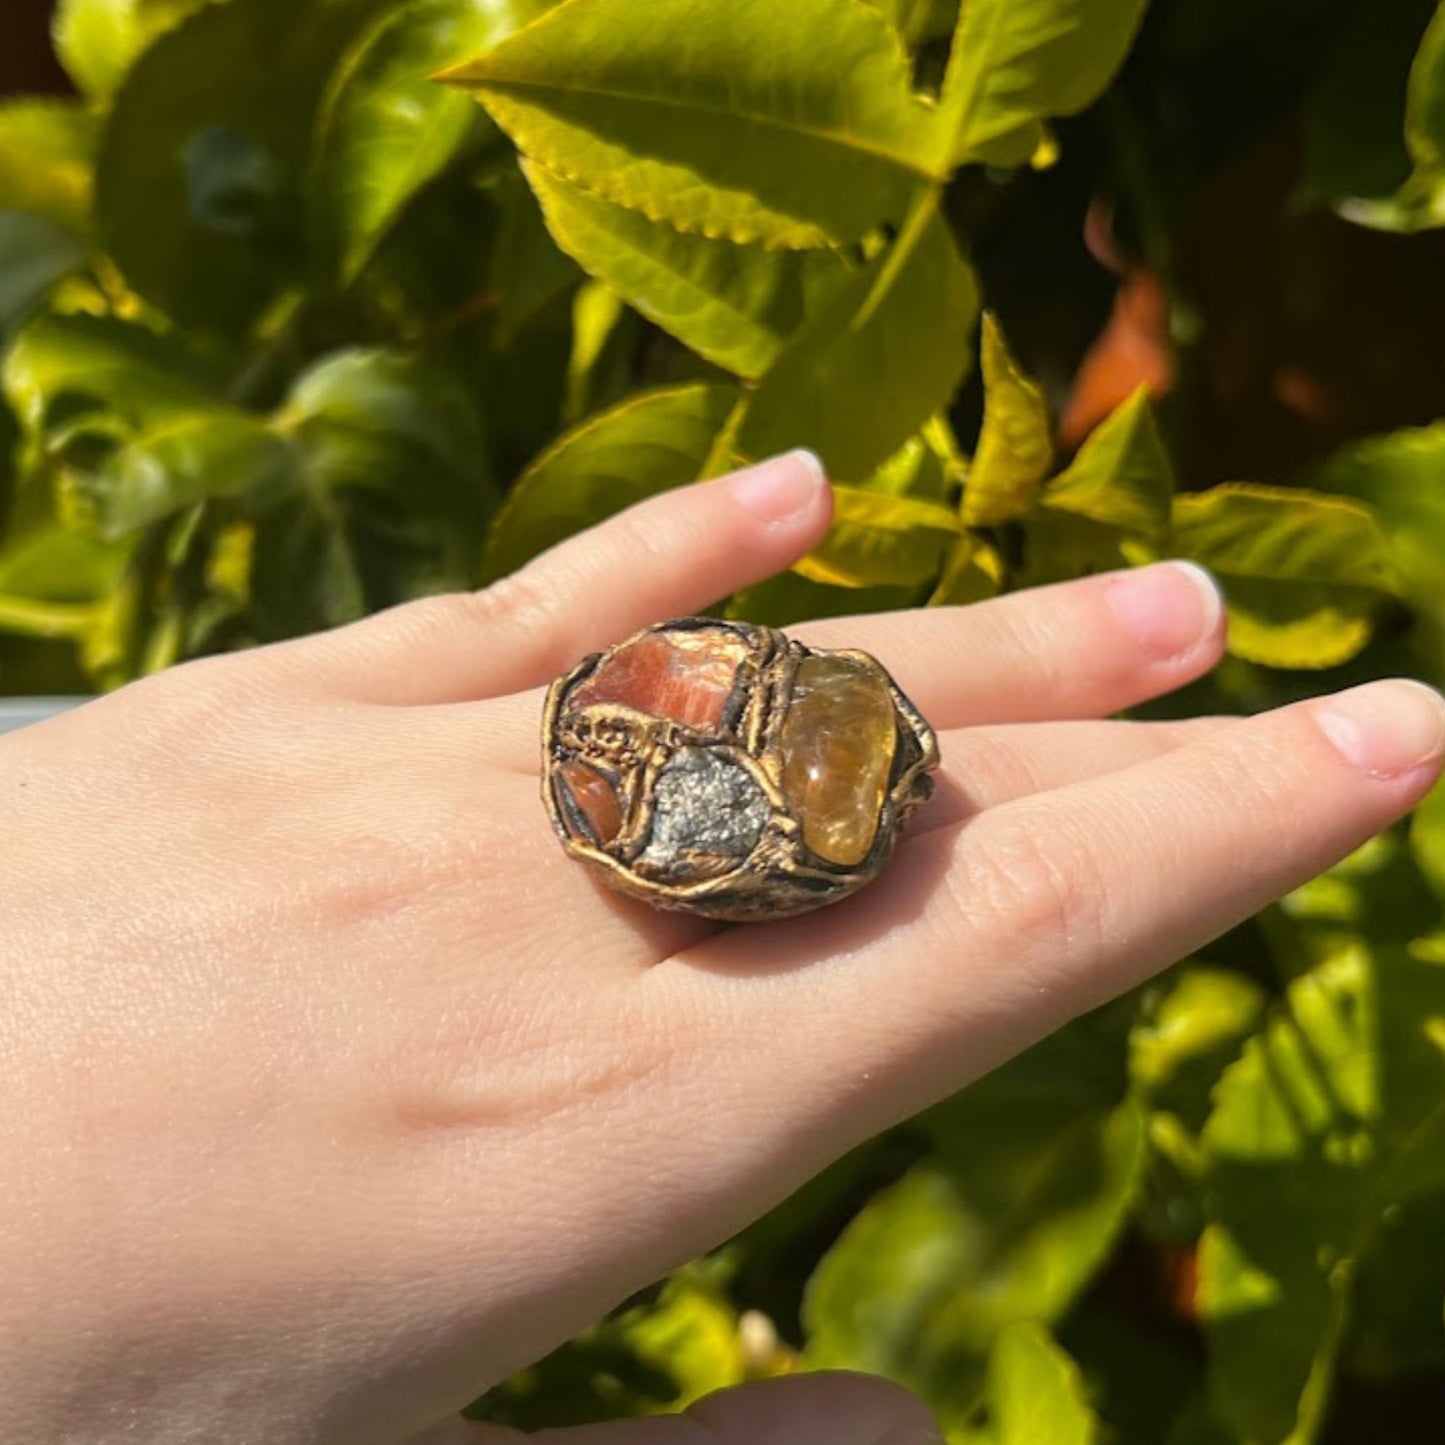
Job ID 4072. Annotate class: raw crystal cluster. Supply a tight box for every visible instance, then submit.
[543,619,936,920]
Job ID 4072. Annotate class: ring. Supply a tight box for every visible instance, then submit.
[541,618,939,921]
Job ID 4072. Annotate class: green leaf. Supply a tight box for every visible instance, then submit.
[562,279,626,424]
[281,347,492,494]
[250,348,496,637]
[616,1269,750,1409]
[0,99,97,232]
[804,1012,1146,1428]
[481,381,738,582]
[868,427,958,503]
[524,161,850,378]
[2,312,298,537]
[940,0,1150,166]
[312,0,554,282]
[794,485,962,589]
[1170,482,1400,670]
[1040,389,1171,538]
[0,521,129,605]
[441,0,944,248]
[1344,1189,1445,1381]
[867,0,959,50]
[1301,1,1436,214]
[90,413,297,537]
[931,532,1005,605]
[1310,422,1445,623]
[1412,781,1445,899]
[1131,966,1266,1135]
[739,212,978,480]
[1407,2,1445,179]
[52,0,210,100]
[867,0,961,49]
[1326,0,1445,232]
[727,569,917,629]
[1199,940,1445,1444]
[2,312,220,440]
[989,1323,1099,1445]
[96,0,395,333]
[963,313,1052,527]
[483,157,581,342]
[1019,390,1169,587]
[0,213,88,337]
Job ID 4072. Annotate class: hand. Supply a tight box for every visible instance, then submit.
[3,452,1440,1445]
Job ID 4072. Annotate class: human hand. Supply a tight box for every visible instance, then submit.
[3,451,1441,1445]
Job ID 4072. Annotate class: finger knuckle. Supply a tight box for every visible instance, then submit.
[470,569,568,649]
[117,653,257,750]
[962,807,1110,969]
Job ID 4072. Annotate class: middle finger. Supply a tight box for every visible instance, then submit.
[464,561,1226,770]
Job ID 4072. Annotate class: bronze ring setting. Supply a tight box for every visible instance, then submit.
[541,618,939,921]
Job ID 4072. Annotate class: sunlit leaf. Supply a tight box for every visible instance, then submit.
[0,520,128,615]
[617,1270,749,1409]
[805,1012,1146,1428]
[311,0,555,282]
[2,312,220,439]
[1301,1,1435,213]
[867,0,960,49]
[1199,940,1445,1444]
[1131,966,1266,1134]
[1171,482,1400,669]
[525,161,850,378]
[481,382,738,582]
[52,0,209,100]
[727,569,917,628]
[97,0,395,332]
[868,427,958,503]
[563,279,626,424]
[963,313,1052,527]
[1407,2,1445,178]
[794,485,962,588]
[0,99,97,232]
[989,1323,1099,1445]
[1041,388,1171,538]
[442,0,945,247]
[3,313,291,536]
[940,0,1150,166]
[0,214,88,337]
[1310,422,1445,622]
[739,212,978,480]
[930,532,1005,605]
[1412,781,1445,899]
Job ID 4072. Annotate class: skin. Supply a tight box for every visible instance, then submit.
[1,451,1441,1445]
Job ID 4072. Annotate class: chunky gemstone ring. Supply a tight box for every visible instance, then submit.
[541,618,939,921]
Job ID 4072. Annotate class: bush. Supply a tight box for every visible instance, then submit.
[3,0,1444,1438]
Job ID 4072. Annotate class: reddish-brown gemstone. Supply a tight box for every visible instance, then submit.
[569,628,746,730]
[558,759,622,845]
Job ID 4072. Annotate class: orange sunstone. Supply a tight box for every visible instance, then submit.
[569,628,746,730]
[557,759,622,845]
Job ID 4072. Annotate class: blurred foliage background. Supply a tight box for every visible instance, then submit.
[3,0,1445,1439]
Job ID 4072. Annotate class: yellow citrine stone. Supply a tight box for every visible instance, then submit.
[780,654,897,866]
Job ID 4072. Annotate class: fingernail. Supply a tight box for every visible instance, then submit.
[872,1423,946,1445]
[1106,561,1222,659]
[727,449,826,523]
[1315,679,1445,780]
